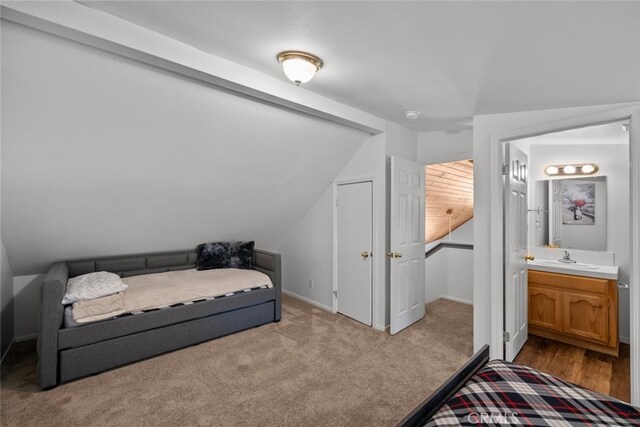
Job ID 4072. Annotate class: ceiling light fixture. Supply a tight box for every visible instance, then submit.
[277,51,323,85]
[544,163,599,177]
[405,110,421,119]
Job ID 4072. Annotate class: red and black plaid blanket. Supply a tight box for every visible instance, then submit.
[426,360,640,426]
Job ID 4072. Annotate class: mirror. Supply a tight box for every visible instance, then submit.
[530,176,607,250]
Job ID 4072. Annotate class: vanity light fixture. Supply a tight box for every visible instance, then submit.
[544,163,599,177]
[277,51,323,85]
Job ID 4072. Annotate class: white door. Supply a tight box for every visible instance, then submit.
[504,144,529,361]
[390,157,425,335]
[337,181,373,326]
[550,179,563,247]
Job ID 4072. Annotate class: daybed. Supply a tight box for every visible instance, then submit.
[398,345,640,426]
[38,248,281,389]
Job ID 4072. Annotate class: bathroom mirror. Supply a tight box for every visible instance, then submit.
[530,176,607,251]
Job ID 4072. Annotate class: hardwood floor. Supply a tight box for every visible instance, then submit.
[514,335,630,402]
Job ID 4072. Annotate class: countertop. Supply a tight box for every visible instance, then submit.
[527,259,619,280]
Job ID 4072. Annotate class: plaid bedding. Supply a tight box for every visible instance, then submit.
[425,360,640,426]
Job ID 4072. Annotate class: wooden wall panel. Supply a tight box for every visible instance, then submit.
[425,160,474,243]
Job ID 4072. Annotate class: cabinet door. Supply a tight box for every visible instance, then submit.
[529,286,562,331]
[562,292,609,344]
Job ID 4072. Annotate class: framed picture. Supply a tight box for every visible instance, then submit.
[562,181,595,225]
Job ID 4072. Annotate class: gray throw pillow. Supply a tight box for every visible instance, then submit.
[196,241,254,270]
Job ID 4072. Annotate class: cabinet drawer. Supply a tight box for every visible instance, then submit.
[528,270,608,295]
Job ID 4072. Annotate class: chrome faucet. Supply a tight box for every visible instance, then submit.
[560,250,576,264]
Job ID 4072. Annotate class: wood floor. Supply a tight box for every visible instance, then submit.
[514,335,630,402]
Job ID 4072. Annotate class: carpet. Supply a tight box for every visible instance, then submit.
[1,296,473,426]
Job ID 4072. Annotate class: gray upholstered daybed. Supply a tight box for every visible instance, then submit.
[38,249,281,389]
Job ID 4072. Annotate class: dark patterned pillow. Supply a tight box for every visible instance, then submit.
[196,242,230,270]
[229,241,254,269]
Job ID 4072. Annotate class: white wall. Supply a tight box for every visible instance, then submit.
[280,121,417,331]
[1,240,14,357]
[425,247,473,305]
[529,144,627,255]
[280,133,389,329]
[417,129,473,164]
[1,20,369,276]
[425,218,474,252]
[473,101,639,355]
[425,219,474,305]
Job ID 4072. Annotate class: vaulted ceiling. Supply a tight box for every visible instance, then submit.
[425,160,473,243]
[79,1,640,132]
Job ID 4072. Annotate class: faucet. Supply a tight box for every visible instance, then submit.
[560,250,576,264]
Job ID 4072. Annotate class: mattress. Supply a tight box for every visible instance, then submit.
[65,268,272,327]
[426,360,640,426]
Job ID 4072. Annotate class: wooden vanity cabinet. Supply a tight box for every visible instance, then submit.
[528,270,618,356]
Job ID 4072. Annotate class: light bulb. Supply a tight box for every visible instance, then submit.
[581,164,595,174]
[282,58,317,84]
[564,165,576,174]
[545,166,559,175]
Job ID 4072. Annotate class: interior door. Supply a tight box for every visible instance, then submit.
[337,181,373,326]
[550,179,563,247]
[390,157,425,335]
[504,144,529,361]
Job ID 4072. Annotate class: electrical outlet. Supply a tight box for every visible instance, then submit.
[308,279,313,288]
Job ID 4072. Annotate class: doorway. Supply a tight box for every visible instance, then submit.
[503,120,631,401]
[336,181,373,326]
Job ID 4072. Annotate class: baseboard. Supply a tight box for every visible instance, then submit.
[281,289,333,312]
[15,333,38,343]
[620,335,630,345]
[439,295,473,305]
[374,324,390,332]
[0,338,15,365]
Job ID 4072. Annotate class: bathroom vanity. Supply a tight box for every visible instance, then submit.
[528,262,619,356]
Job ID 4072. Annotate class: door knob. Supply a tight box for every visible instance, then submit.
[525,255,535,261]
[386,252,403,258]
[361,251,369,259]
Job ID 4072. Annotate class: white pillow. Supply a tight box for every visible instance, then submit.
[62,271,128,304]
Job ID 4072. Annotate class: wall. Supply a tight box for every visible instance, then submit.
[1,240,14,358]
[280,133,389,329]
[1,20,369,277]
[425,219,474,304]
[529,145,627,253]
[280,121,417,331]
[417,129,473,164]
[472,101,639,355]
[425,218,474,252]
[13,275,43,340]
[425,247,473,304]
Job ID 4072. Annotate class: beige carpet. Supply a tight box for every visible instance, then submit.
[1,296,472,426]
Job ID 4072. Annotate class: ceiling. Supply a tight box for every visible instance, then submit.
[517,120,630,146]
[79,1,640,132]
[425,160,473,243]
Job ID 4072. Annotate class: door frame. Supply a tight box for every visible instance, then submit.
[488,106,640,404]
[333,176,377,325]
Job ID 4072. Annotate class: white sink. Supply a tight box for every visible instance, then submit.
[538,260,599,270]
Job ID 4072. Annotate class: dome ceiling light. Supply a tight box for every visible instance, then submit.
[277,51,323,85]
